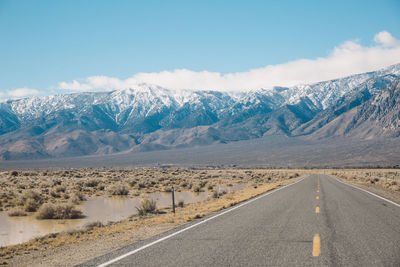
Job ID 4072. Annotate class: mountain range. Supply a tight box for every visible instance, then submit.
[0,64,399,161]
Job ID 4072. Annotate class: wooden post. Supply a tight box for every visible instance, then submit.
[171,186,175,214]
[218,178,221,198]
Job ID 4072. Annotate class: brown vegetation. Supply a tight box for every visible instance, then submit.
[328,169,400,192]
[0,169,305,214]
[7,208,26,217]
[36,203,84,219]
[136,198,157,216]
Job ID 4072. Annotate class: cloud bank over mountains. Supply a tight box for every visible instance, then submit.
[3,31,400,99]
[58,31,400,93]
[1,88,39,99]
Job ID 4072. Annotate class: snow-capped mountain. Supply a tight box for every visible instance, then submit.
[0,63,399,160]
[280,63,400,109]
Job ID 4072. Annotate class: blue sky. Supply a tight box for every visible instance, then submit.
[1,0,400,97]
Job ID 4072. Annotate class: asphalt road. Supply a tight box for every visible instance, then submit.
[79,175,400,266]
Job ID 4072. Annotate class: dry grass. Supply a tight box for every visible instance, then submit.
[108,184,129,196]
[7,208,26,217]
[327,169,400,192]
[136,198,157,216]
[36,203,84,219]
[177,198,184,208]
[325,169,400,204]
[0,168,305,213]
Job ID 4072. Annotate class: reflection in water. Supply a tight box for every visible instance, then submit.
[83,196,141,223]
[147,191,209,207]
[0,185,246,247]
[0,212,81,247]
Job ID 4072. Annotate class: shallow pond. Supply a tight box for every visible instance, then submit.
[0,185,245,247]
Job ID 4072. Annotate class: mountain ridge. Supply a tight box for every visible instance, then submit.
[1,63,399,160]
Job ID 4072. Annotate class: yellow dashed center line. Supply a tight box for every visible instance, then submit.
[312,234,321,256]
[313,177,321,257]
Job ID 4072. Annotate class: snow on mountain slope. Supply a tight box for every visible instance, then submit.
[280,63,400,109]
[0,64,400,160]
[5,63,400,124]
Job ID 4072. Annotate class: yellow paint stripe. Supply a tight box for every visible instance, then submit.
[315,206,320,213]
[312,234,321,256]
[316,196,319,200]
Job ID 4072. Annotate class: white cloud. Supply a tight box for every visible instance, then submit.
[58,80,93,92]
[59,31,400,92]
[374,31,400,47]
[7,88,40,98]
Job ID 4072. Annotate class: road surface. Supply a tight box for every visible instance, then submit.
[79,175,400,266]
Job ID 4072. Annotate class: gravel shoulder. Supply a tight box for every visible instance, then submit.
[338,179,400,204]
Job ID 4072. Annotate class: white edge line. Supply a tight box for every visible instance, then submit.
[334,176,400,208]
[96,177,306,267]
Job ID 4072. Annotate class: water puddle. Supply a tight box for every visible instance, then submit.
[0,185,246,247]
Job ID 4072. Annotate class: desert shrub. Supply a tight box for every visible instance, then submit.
[193,186,201,192]
[84,221,104,231]
[164,187,172,192]
[10,171,18,176]
[136,198,157,216]
[208,185,214,190]
[50,190,61,198]
[85,179,100,187]
[199,181,207,188]
[212,190,219,198]
[36,203,84,219]
[97,184,105,191]
[55,185,66,193]
[8,208,27,216]
[109,184,129,195]
[24,190,42,201]
[36,204,56,219]
[128,179,137,187]
[24,199,41,212]
[177,198,184,208]
[71,192,86,204]
[212,190,227,198]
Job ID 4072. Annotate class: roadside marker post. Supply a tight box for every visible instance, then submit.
[218,179,221,198]
[171,186,176,214]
